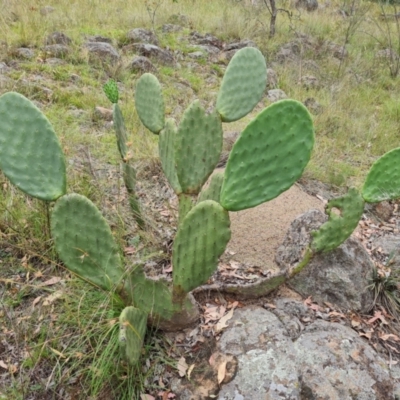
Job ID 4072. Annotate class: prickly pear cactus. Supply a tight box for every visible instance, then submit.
[172,200,231,294]
[134,73,165,134]
[197,170,225,204]
[221,99,314,211]
[51,194,125,291]
[175,101,223,194]
[103,79,119,104]
[0,92,66,201]
[362,147,400,203]
[119,306,147,365]
[216,47,267,122]
[311,188,364,253]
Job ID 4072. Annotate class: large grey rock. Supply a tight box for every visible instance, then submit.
[15,48,35,59]
[84,42,120,64]
[132,43,174,65]
[276,210,374,312]
[217,305,398,399]
[127,28,158,45]
[43,44,69,58]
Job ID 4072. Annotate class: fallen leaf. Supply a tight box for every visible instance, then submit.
[177,356,188,377]
[215,307,235,333]
[42,290,63,306]
[217,360,227,384]
[40,277,62,286]
[380,333,400,341]
[187,363,195,380]
[140,395,155,400]
[50,347,66,359]
[0,360,7,369]
[32,296,42,307]
[124,246,136,255]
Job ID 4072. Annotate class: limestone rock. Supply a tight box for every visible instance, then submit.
[43,44,69,58]
[132,43,174,65]
[15,48,35,59]
[267,89,288,102]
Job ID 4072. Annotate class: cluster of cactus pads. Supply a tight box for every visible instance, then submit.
[1,47,398,365]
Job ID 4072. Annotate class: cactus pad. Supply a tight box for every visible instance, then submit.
[311,188,364,253]
[51,194,124,290]
[159,119,181,194]
[172,200,231,293]
[198,170,225,204]
[103,79,119,104]
[0,92,66,201]
[134,73,165,134]
[113,103,129,160]
[119,306,147,365]
[175,100,223,194]
[362,147,400,202]
[216,47,267,122]
[221,100,314,211]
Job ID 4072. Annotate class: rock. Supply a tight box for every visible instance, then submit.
[43,44,69,58]
[224,39,257,52]
[276,41,301,63]
[216,305,398,399]
[40,6,55,15]
[303,97,323,114]
[162,24,182,33]
[130,56,157,73]
[267,89,288,102]
[132,43,174,65]
[127,28,158,45]
[326,42,348,60]
[266,68,278,89]
[376,48,399,60]
[86,35,113,44]
[298,74,319,88]
[190,32,223,49]
[372,201,394,222]
[189,44,220,55]
[45,31,72,45]
[276,210,374,312]
[15,48,35,59]
[0,62,10,74]
[296,0,318,11]
[84,42,120,64]
[188,51,205,59]
[93,106,113,121]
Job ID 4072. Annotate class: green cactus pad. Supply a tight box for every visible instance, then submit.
[103,79,119,104]
[311,188,364,253]
[134,73,165,134]
[122,163,144,228]
[175,100,223,194]
[172,200,231,293]
[178,193,194,224]
[216,47,267,122]
[362,147,400,202]
[113,103,129,160]
[198,170,225,204]
[220,100,314,211]
[159,119,181,194]
[0,92,66,201]
[119,306,147,365]
[51,194,124,290]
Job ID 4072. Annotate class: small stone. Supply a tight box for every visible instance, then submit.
[373,201,393,222]
[93,106,113,121]
[267,89,288,102]
[45,32,72,45]
[15,48,35,59]
[266,68,278,89]
[130,56,156,73]
[43,44,69,58]
[84,42,120,64]
[127,28,158,45]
